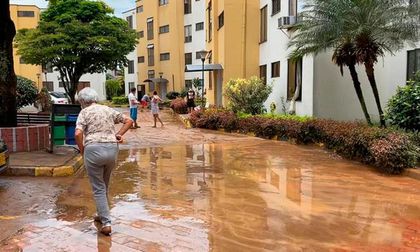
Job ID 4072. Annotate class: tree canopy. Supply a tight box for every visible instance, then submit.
[15,0,137,103]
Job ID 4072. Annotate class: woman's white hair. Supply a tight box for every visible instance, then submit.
[78,87,98,107]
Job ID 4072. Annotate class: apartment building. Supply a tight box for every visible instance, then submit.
[203,0,260,106]
[10,4,106,100]
[10,4,42,85]
[122,8,139,96]
[260,0,420,121]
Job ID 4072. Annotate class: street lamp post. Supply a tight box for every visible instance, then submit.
[36,73,40,90]
[197,50,209,109]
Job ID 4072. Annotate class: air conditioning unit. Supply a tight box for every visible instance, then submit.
[278,16,297,29]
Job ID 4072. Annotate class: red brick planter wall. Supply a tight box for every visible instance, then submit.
[0,125,49,153]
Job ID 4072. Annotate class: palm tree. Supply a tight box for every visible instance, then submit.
[289,0,419,126]
[346,0,419,127]
[289,0,372,125]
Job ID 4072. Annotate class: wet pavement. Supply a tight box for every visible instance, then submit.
[1,110,420,251]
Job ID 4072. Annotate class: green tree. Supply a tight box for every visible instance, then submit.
[105,79,122,100]
[15,0,137,104]
[0,0,17,127]
[289,0,419,126]
[16,76,38,110]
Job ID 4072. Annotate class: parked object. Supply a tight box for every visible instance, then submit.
[49,92,69,105]
[0,139,9,174]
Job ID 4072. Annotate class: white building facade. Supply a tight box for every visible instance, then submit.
[184,0,206,89]
[122,8,138,97]
[260,0,420,122]
[43,70,106,101]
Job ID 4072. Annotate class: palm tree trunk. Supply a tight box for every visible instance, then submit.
[364,63,385,127]
[0,0,17,127]
[347,64,372,125]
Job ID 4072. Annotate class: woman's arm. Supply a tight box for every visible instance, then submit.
[75,129,84,155]
[115,116,134,143]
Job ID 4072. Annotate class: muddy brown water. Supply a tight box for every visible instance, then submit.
[1,140,420,251]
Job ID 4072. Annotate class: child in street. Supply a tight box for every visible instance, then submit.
[151,91,164,128]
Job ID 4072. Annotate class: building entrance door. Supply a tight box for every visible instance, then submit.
[137,84,145,100]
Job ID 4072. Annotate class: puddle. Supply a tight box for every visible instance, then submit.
[2,141,420,251]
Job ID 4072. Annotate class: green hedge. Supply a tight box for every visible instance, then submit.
[112,96,128,105]
[190,109,419,174]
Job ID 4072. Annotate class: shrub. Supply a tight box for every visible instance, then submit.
[370,133,418,174]
[170,98,188,114]
[189,108,418,174]
[16,76,38,110]
[180,88,188,98]
[224,76,272,115]
[112,96,128,105]
[386,72,420,131]
[105,79,122,100]
[166,91,180,100]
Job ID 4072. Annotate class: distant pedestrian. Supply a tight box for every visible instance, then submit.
[151,91,164,128]
[128,88,140,128]
[141,93,150,109]
[186,88,196,113]
[75,87,133,236]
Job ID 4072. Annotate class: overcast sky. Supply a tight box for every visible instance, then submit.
[10,0,134,17]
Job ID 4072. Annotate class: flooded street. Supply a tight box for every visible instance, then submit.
[1,111,420,251]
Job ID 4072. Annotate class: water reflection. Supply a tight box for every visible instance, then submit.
[10,141,420,251]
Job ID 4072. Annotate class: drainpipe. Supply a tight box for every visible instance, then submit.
[241,0,247,77]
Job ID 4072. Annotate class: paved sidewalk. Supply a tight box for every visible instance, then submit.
[4,146,83,177]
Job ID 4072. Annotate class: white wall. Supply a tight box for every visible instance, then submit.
[122,8,138,96]
[44,71,106,101]
[313,43,420,121]
[184,0,206,87]
[260,0,314,116]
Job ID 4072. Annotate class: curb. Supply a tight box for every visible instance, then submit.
[5,155,83,177]
[170,109,192,129]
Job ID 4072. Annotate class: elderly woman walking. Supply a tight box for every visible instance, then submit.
[75,88,133,235]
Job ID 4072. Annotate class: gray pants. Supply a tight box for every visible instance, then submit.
[84,143,119,225]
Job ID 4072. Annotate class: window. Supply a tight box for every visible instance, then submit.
[260,65,267,84]
[196,22,204,31]
[42,63,53,73]
[160,53,170,61]
[148,70,155,79]
[159,25,170,34]
[136,5,143,13]
[129,82,135,90]
[185,53,192,66]
[77,82,90,92]
[260,6,267,43]
[137,31,144,38]
[207,1,212,41]
[43,81,54,91]
[126,16,133,29]
[138,56,145,63]
[287,59,302,100]
[184,25,192,43]
[289,0,304,16]
[218,12,224,29]
[128,60,135,74]
[407,49,420,80]
[272,0,281,15]
[159,0,169,6]
[184,0,192,14]
[148,45,155,66]
[196,52,202,59]
[17,11,34,17]
[271,61,280,78]
[147,19,154,40]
